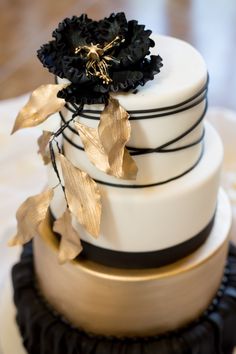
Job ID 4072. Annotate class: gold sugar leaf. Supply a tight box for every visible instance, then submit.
[59,154,101,238]
[122,148,139,179]
[98,97,138,179]
[11,84,68,134]
[37,130,52,165]
[74,98,138,179]
[53,208,83,264]
[9,189,54,246]
[99,97,130,159]
[74,122,110,172]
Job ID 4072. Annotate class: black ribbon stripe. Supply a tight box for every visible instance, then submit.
[127,101,207,155]
[57,75,208,155]
[77,211,215,268]
[60,136,204,188]
[60,127,205,189]
[63,74,209,120]
[56,77,208,188]
[92,145,204,189]
[62,126,205,155]
[60,82,208,155]
[60,103,206,156]
[49,208,215,269]
[70,92,207,120]
[60,111,205,189]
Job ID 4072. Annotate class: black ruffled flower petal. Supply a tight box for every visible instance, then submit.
[116,20,155,67]
[110,55,163,92]
[138,55,163,86]
[53,15,94,50]
[95,12,128,44]
[110,70,144,92]
[37,41,64,77]
[57,83,109,105]
[37,12,163,104]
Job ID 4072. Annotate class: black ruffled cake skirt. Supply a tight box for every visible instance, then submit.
[12,242,236,354]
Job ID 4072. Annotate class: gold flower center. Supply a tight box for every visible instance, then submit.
[74,36,124,85]
[75,43,104,60]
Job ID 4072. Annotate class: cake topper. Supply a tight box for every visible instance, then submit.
[38,13,163,105]
[10,13,163,263]
[74,35,125,85]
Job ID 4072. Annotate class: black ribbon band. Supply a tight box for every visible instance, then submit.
[59,84,208,189]
[77,212,215,269]
[60,99,206,188]
[93,145,204,188]
[64,74,209,120]
[54,77,208,190]
[59,104,207,156]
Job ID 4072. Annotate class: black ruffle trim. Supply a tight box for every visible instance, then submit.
[12,243,236,354]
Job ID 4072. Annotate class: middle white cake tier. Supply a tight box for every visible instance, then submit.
[49,122,223,252]
[60,100,205,186]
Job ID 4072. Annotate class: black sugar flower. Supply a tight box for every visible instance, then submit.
[37,13,163,105]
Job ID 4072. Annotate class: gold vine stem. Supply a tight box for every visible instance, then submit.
[49,104,84,203]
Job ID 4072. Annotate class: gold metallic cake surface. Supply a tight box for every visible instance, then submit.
[34,189,231,337]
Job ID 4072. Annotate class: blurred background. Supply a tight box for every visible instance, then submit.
[1,0,236,108]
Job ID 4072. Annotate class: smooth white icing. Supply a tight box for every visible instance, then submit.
[49,122,223,252]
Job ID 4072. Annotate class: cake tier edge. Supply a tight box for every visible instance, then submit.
[33,188,232,337]
[6,243,236,354]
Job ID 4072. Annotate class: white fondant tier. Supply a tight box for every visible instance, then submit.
[58,34,208,186]
[34,188,232,337]
[61,108,204,186]
[49,122,223,252]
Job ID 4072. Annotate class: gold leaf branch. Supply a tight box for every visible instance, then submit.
[74,97,138,179]
[11,84,68,134]
[53,208,83,264]
[9,189,54,246]
[99,97,130,159]
[99,97,138,179]
[59,154,102,238]
[74,122,110,172]
[37,131,52,165]
[10,82,138,263]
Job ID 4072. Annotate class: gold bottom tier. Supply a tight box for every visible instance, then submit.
[34,189,232,337]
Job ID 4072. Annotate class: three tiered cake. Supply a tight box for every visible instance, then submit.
[8,12,236,354]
